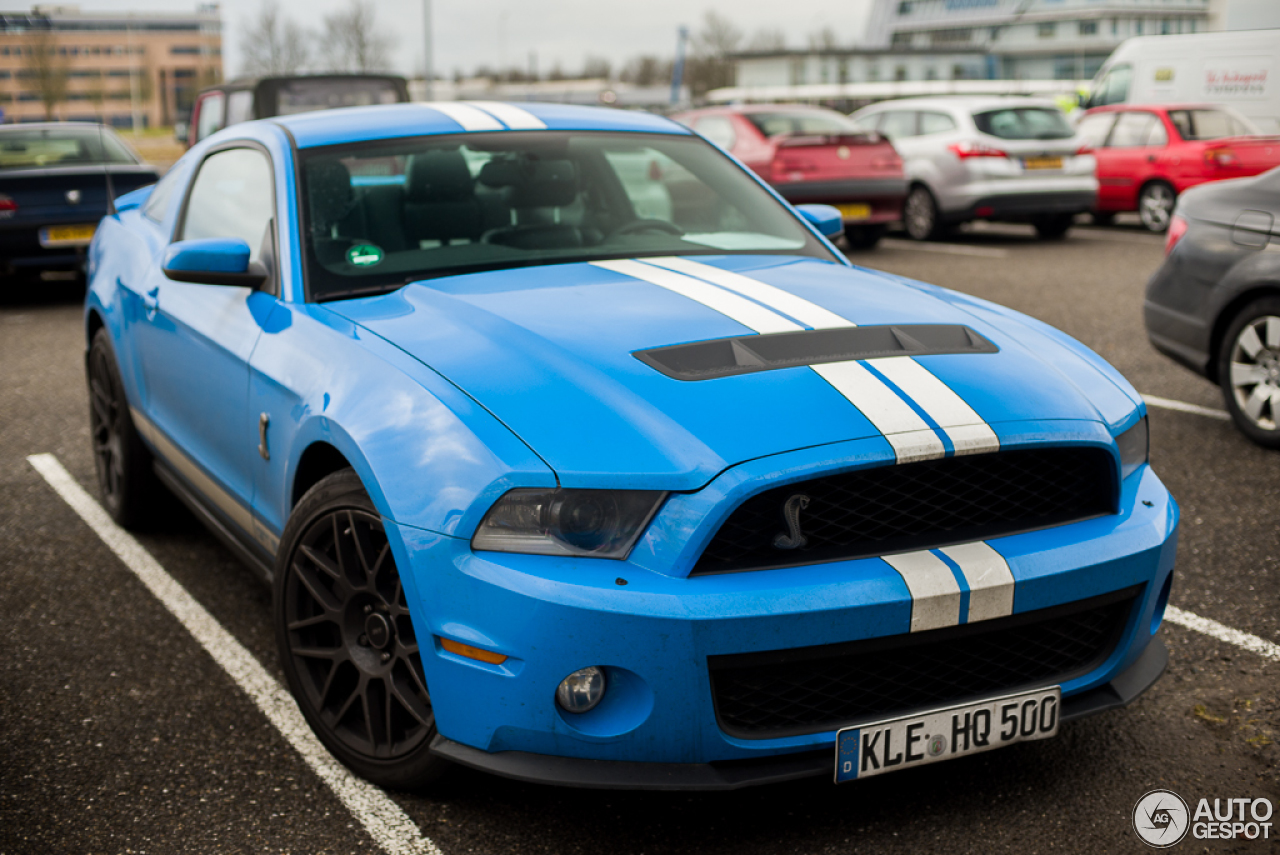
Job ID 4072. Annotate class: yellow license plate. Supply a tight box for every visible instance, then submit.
[40,224,96,247]
[1022,156,1063,171]
[836,203,872,220]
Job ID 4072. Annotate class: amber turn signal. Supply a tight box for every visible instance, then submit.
[439,637,508,665]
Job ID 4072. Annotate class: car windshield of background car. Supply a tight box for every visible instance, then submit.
[277,79,402,115]
[1167,109,1259,140]
[0,127,137,170]
[743,111,860,138]
[973,107,1074,140]
[300,130,838,301]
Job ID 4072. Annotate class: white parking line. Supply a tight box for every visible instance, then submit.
[1165,606,1280,664]
[879,239,1010,259]
[1142,394,1232,421]
[26,454,441,855]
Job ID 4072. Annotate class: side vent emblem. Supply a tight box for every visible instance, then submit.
[772,494,811,550]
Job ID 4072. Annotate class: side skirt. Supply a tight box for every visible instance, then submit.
[153,460,276,584]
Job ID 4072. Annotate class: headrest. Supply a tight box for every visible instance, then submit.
[406,149,474,203]
[478,157,578,208]
[306,160,353,230]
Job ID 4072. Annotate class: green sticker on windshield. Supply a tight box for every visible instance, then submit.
[346,244,384,267]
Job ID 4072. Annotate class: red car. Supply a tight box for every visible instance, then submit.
[1078,103,1280,232]
[673,105,906,249]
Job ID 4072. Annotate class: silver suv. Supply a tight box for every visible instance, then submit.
[850,97,1097,240]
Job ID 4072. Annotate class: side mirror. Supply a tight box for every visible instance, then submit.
[174,122,189,144]
[795,204,844,239]
[162,238,268,288]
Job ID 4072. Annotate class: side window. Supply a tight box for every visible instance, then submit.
[1094,64,1131,107]
[141,166,182,224]
[695,116,737,150]
[849,112,882,131]
[194,91,225,143]
[879,111,918,139]
[919,111,957,135]
[225,90,254,126]
[1108,112,1159,147]
[1143,117,1168,147]
[1077,113,1116,148]
[180,147,275,264]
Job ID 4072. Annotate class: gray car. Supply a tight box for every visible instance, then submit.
[850,97,1097,241]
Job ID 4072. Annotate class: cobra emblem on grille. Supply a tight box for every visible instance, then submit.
[772,494,811,550]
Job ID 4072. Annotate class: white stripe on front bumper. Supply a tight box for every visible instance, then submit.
[883,550,962,632]
[939,541,1015,623]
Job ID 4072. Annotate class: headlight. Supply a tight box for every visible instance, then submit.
[1117,416,1149,479]
[471,488,666,559]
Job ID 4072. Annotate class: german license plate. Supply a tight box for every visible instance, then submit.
[1022,156,1063,170]
[834,686,1060,783]
[39,224,96,247]
[835,203,872,220]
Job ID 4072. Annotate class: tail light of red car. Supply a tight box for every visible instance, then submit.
[1204,146,1239,168]
[947,141,1008,160]
[771,155,817,183]
[870,152,903,171]
[0,194,16,215]
[1165,215,1188,256]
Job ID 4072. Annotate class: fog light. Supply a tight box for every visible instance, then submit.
[556,666,607,713]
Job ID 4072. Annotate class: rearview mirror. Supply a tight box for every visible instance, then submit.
[795,204,844,239]
[163,238,268,288]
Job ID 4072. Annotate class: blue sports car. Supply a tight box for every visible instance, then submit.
[86,101,1178,790]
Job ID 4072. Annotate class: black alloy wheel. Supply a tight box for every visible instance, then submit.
[903,185,945,241]
[1218,298,1280,449]
[1138,181,1176,233]
[1032,213,1074,240]
[87,328,159,527]
[275,469,449,788]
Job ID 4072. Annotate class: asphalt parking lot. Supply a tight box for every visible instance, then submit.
[2,220,1277,854]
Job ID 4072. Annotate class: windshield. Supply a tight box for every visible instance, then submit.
[973,107,1074,140]
[743,110,860,138]
[300,131,837,301]
[0,126,137,170]
[1166,108,1259,140]
[276,79,403,115]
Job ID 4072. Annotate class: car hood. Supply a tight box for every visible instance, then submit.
[328,255,1141,490]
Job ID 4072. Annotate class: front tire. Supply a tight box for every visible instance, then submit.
[87,328,161,527]
[1217,298,1280,448]
[903,185,946,241]
[275,469,450,789]
[1138,182,1176,233]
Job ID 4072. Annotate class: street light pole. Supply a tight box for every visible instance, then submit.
[423,0,433,100]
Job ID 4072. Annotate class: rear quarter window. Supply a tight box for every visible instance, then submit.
[973,107,1073,140]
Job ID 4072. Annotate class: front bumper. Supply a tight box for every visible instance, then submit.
[386,430,1178,787]
[772,178,907,224]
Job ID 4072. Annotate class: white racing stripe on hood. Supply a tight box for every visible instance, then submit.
[883,551,962,632]
[465,101,547,129]
[422,102,505,131]
[939,541,1015,623]
[646,257,999,457]
[592,259,943,461]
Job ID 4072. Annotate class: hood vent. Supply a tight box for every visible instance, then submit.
[635,324,999,381]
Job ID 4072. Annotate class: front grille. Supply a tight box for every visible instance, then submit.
[708,587,1138,739]
[692,446,1115,575]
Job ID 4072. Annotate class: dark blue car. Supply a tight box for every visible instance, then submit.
[86,101,1177,790]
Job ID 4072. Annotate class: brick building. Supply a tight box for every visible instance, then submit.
[0,4,222,128]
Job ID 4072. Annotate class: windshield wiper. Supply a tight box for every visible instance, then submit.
[314,282,408,302]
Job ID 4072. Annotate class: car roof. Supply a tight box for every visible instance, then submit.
[273,102,692,149]
[859,96,1061,112]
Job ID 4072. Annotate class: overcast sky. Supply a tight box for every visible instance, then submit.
[0,0,876,78]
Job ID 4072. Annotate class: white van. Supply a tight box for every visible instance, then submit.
[1085,30,1280,132]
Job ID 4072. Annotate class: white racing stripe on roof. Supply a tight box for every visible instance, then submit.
[640,257,852,330]
[883,550,962,632]
[939,541,1015,623]
[422,101,504,131]
[590,259,803,334]
[867,356,1000,455]
[465,101,547,129]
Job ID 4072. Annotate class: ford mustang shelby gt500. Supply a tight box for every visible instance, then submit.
[86,101,1178,790]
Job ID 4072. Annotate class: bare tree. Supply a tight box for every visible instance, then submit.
[808,25,839,50]
[619,55,673,86]
[322,0,394,73]
[239,1,310,76]
[748,28,787,51]
[685,11,742,96]
[581,56,611,80]
[24,30,72,120]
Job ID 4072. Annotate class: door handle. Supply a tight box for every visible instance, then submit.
[143,287,159,320]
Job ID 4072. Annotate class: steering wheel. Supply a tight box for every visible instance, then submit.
[611,219,683,237]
